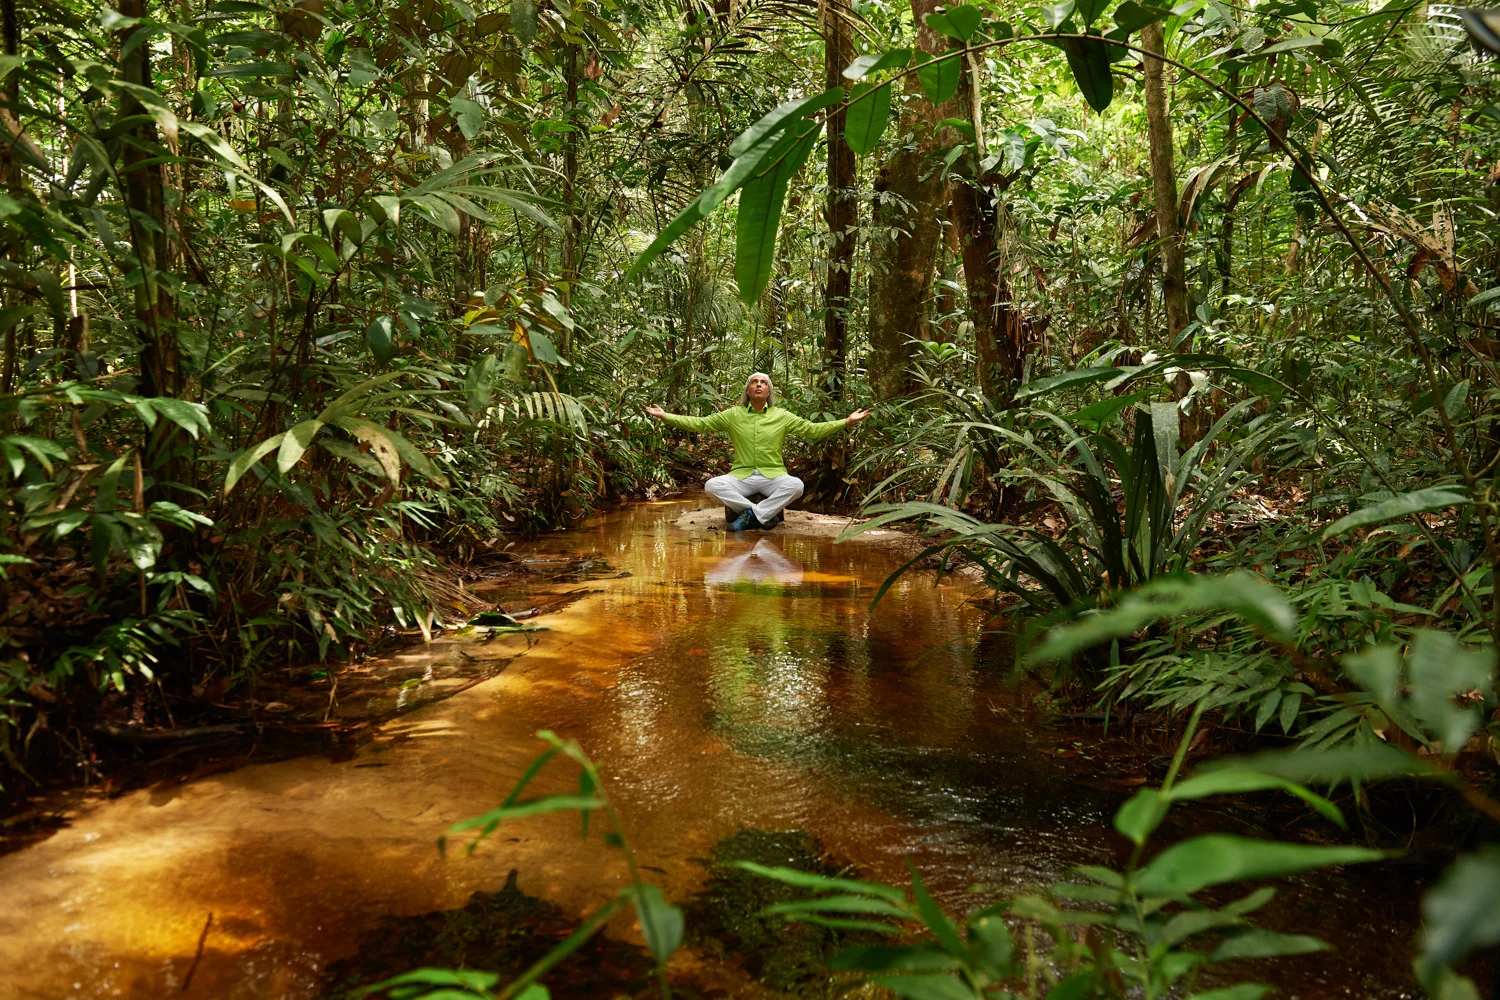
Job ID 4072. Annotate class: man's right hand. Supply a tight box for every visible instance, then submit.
[644,404,668,418]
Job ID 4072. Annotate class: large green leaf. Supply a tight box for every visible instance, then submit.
[1211,745,1439,785]
[727,89,846,159]
[909,866,965,956]
[845,81,892,156]
[1114,788,1169,846]
[843,48,911,79]
[735,861,908,903]
[277,418,324,473]
[914,51,961,105]
[925,5,983,40]
[1074,0,1110,26]
[224,432,286,493]
[1113,0,1170,31]
[629,90,842,280]
[450,96,484,139]
[366,315,396,364]
[1025,572,1295,665]
[1015,366,1127,398]
[624,192,708,280]
[1402,630,1495,750]
[1062,34,1114,112]
[1320,487,1468,539]
[1169,767,1345,828]
[735,121,817,304]
[510,0,537,44]
[1134,835,1384,896]
[763,895,914,919]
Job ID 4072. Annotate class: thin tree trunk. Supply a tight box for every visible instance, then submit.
[944,27,1027,403]
[0,0,18,400]
[561,43,581,341]
[821,0,855,401]
[1141,21,1188,344]
[118,0,179,402]
[1217,67,1239,289]
[865,0,948,401]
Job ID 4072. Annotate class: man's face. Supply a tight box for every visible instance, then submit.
[747,375,771,404]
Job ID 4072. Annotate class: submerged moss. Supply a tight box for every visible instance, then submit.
[322,831,875,999]
[321,869,654,1000]
[685,828,874,997]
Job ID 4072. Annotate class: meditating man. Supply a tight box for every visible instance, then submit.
[645,373,871,531]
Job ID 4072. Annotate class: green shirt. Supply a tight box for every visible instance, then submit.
[658,404,847,479]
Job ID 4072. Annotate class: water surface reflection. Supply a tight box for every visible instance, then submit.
[703,538,805,588]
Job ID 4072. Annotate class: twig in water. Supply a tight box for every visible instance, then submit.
[181,912,213,992]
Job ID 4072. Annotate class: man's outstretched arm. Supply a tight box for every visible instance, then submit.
[789,407,872,440]
[644,405,726,433]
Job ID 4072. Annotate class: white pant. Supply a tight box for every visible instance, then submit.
[705,472,804,524]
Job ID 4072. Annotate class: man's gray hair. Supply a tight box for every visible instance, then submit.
[740,371,774,407]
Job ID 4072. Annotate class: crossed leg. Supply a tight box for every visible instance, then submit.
[705,472,805,525]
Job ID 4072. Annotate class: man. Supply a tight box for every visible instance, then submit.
[645,372,871,531]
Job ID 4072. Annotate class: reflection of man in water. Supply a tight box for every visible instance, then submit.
[644,372,870,532]
[704,538,804,587]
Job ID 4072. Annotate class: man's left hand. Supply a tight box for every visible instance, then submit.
[845,408,873,425]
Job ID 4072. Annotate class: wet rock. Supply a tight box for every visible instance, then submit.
[673,507,867,540]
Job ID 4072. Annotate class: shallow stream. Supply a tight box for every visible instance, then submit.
[0,499,1422,998]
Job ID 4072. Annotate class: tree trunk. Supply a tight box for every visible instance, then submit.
[1217,67,1239,289]
[865,0,948,401]
[561,43,581,342]
[0,0,16,400]
[117,0,179,402]
[948,177,1022,402]
[1141,20,1188,344]
[821,0,855,400]
[943,28,1029,403]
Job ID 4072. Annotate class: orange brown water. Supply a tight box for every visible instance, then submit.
[0,499,1420,998]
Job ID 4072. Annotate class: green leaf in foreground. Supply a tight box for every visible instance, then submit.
[366,315,396,364]
[1062,34,1114,112]
[1168,767,1346,828]
[629,884,684,963]
[733,860,909,903]
[735,121,818,304]
[845,81,892,156]
[1113,787,1169,846]
[1134,834,1385,896]
[1015,365,1127,398]
[1025,572,1295,665]
[1210,929,1329,960]
[1320,487,1467,539]
[914,50,961,105]
[1418,846,1500,968]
